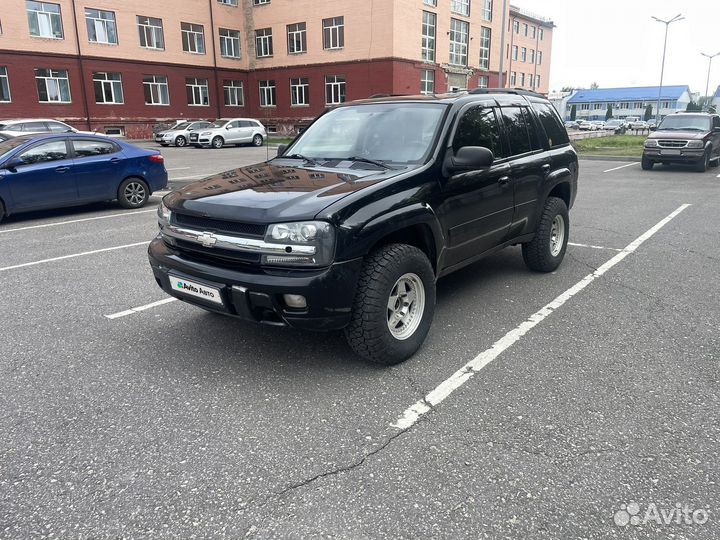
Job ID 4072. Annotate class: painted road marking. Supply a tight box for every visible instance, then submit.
[603,163,637,173]
[0,209,156,235]
[568,242,622,252]
[391,203,692,430]
[0,241,151,273]
[171,174,207,181]
[166,167,190,171]
[105,297,177,319]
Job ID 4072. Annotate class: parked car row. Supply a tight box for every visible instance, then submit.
[155,118,268,149]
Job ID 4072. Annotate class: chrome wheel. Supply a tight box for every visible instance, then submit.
[387,273,425,340]
[124,182,146,206]
[253,134,263,147]
[212,137,224,149]
[175,136,186,147]
[549,214,565,257]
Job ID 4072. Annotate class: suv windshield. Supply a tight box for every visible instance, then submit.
[659,115,712,131]
[210,120,229,128]
[287,103,447,164]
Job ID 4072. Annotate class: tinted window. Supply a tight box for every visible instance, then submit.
[500,107,532,156]
[72,139,118,157]
[532,102,570,147]
[46,122,72,133]
[453,106,505,158]
[21,122,50,132]
[523,107,544,151]
[240,121,254,128]
[18,141,69,164]
[227,121,241,129]
[712,116,720,129]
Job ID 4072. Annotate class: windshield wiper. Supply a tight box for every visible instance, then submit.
[280,153,320,166]
[341,156,397,170]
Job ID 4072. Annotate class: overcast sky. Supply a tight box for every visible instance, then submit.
[513,0,720,96]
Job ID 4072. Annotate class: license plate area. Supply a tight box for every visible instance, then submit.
[660,149,682,155]
[169,275,224,305]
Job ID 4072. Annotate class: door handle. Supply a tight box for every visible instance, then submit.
[541,164,551,171]
[55,166,70,173]
[498,176,510,186]
[110,158,121,164]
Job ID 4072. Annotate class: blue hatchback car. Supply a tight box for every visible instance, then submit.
[0,133,167,222]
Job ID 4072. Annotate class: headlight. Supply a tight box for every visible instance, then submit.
[157,199,171,226]
[201,131,211,136]
[686,140,704,149]
[263,221,335,267]
[644,139,658,147]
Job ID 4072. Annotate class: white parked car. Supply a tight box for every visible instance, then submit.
[591,121,606,130]
[0,118,94,137]
[629,120,648,130]
[155,120,212,147]
[190,118,267,149]
[577,121,594,131]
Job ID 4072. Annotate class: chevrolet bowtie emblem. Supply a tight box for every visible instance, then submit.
[198,232,217,248]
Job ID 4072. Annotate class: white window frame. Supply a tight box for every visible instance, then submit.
[421,11,436,62]
[85,8,117,45]
[420,69,434,95]
[529,49,535,64]
[520,47,526,62]
[27,1,64,39]
[137,16,164,50]
[537,51,543,65]
[451,0,470,17]
[519,73,525,87]
[259,80,276,107]
[482,0,492,21]
[511,45,518,60]
[255,28,273,57]
[35,68,71,103]
[539,28,544,40]
[423,0,437,5]
[218,0,238,5]
[325,75,346,105]
[479,26,491,70]
[287,22,306,54]
[322,16,344,50]
[478,75,489,88]
[143,74,169,105]
[181,22,205,54]
[535,75,541,89]
[223,80,244,106]
[93,72,124,104]
[510,71,516,86]
[523,23,528,36]
[219,28,241,58]
[449,18,469,66]
[186,77,209,106]
[254,0,270,4]
[0,67,11,103]
[290,77,309,106]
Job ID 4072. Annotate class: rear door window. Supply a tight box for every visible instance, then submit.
[532,102,570,148]
[452,106,506,158]
[72,139,119,158]
[499,106,533,156]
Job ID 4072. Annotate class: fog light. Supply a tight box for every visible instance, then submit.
[283,294,307,309]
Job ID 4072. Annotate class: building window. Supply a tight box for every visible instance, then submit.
[287,22,307,54]
[510,71,516,86]
[479,26,491,70]
[323,17,344,50]
[520,47,526,62]
[186,78,209,106]
[218,0,237,5]
[420,69,434,95]
[522,23,528,36]
[513,20,519,33]
[325,75,346,104]
[520,73,525,87]
[259,80,276,106]
[137,16,164,50]
[223,80,244,106]
[290,77,309,106]
[27,1,63,39]
[424,0,437,5]
[219,28,241,58]
[451,0,470,17]
[93,72,123,104]
[531,25,536,39]
[254,0,270,4]
[539,28,544,40]
[181,22,205,54]
[534,75,540,89]
[482,0,492,21]
[478,75,489,88]
[529,49,535,64]
[85,9,117,45]
[537,51,542,65]
[143,75,169,105]
[449,18,469,66]
[0,67,11,103]
[511,45,518,60]
[255,28,273,57]
[35,68,71,102]
[421,11,436,62]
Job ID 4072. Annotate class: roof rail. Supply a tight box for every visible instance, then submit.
[468,88,544,98]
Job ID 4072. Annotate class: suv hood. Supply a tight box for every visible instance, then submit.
[647,130,707,140]
[165,161,394,223]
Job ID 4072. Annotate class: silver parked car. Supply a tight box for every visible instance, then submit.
[155,120,212,147]
[190,118,268,149]
[0,118,94,137]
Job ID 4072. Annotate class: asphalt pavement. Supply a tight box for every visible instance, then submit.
[1,150,719,539]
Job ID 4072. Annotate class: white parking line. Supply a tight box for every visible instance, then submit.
[166,167,190,171]
[603,163,637,173]
[391,203,691,431]
[0,209,156,235]
[171,174,207,181]
[0,241,150,272]
[105,297,177,319]
[568,242,622,252]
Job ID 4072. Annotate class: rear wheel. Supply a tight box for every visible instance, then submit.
[345,244,436,365]
[175,136,187,147]
[0,199,5,224]
[252,134,264,147]
[695,149,710,173]
[118,178,149,209]
[212,136,224,149]
[641,156,654,170]
[522,197,569,273]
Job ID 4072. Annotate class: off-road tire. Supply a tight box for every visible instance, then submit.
[641,156,654,170]
[0,199,5,224]
[345,244,436,365]
[695,148,710,173]
[522,197,569,273]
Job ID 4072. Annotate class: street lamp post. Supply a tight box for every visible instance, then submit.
[701,52,720,110]
[651,14,683,124]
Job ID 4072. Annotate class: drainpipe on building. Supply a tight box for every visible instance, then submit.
[70,0,92,131]
[208,0,222,120]
[498,0,508,88]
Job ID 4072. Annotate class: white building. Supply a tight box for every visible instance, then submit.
[566,85,692,121]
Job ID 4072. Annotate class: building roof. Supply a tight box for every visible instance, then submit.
[509,5,555,27]
[568,86,690,104]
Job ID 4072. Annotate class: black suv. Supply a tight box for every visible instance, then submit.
[149,90,578,364]
[642,113,720,172]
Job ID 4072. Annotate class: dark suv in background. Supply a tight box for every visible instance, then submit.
[642,113,720,172]
[149,90,578,364]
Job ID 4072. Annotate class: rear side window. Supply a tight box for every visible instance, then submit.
[72,139,118,157]
[713,116,720,129]
[532,102,570,148]
[453,106,505,158]
[46,122,71,133]
[21,122,49,132]
[240,120,255,128]
[500,107,533,156]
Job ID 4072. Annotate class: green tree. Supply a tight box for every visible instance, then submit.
[644,104,653,121]
[605,104,613,120]
[590,82,599,89]
[570,104,577,121]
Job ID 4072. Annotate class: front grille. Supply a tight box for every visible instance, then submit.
[657,140,688,148]
[173,239,261,267]
[190,133,199,141]
[173,213,266,237]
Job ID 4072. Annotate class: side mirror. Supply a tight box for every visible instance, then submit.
[445,146,494,174]
[649,125,657,131]
[2,157,24,171]
[277,144,288,156]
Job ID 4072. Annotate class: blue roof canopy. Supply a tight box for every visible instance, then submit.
[568,86,689,104]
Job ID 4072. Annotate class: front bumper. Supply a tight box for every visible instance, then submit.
[148,236,363,331]
[643,148,705,163]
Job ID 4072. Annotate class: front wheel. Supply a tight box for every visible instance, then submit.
[211,136,224,149]
[641,156,654,170]
[175,136,187,147]
[522,197,569,273]
[118,178,149,209]
[345,244,436,365]
[252,134,264,147]
[695,149,710,173]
